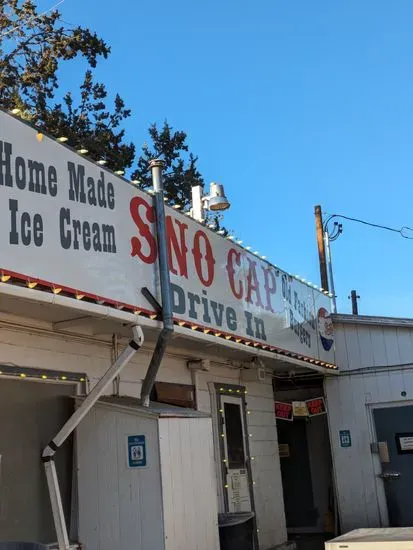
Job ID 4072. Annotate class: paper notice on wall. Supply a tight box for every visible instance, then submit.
[226,470,251,513]
[292,401,308,417]
[279,444,290,458]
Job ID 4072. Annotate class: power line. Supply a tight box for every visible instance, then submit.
[0,0,65,40]
[323,213,413,240]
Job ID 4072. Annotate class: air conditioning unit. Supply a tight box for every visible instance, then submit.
[326,528,413,549]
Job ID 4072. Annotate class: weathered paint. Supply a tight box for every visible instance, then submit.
[196,365,288,549]
[0,314,288,549]
[326,319,413,533]
[159,417,219,550]
[77,404,165,550]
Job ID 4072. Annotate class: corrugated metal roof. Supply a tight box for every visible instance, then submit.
[333,313,413,329]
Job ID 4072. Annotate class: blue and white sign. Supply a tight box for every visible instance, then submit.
[127,435,147,468]
[339,430,352,448]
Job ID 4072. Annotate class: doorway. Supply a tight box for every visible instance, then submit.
[373,405,413,527]
[215,385,252,514]
[0,377,76,542]
[274,375,334,538]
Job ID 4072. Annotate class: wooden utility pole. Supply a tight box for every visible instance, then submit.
[314,205,329,291]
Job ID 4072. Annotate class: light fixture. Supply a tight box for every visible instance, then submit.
[217,230,225,235]
[97,159,107,165]
[77,148,88,154]
[131,179,140,184]
[190,181,230,221]
[57,136,68,143]
[114,170,124,176]
[11,108,21,115]
[208,182,230,212]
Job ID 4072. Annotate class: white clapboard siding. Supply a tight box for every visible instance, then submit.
[335,321,413,372]
[158,416,219,550]
[0,323,192,396]
[194,366,288,549]
[77,405,164,550]
[245,375,287,549]
[326,320,413,533]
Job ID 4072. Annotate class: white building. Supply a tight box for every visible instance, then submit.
[0,108,336,550]
[326,313,413,534]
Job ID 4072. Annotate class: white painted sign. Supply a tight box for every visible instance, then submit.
[399,436,413,452]
[0,109,335,364]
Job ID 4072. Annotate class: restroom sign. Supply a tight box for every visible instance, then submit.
[339,430,352,448]
[127,435,147,468]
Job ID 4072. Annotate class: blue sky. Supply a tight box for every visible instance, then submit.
[37,0,413,317]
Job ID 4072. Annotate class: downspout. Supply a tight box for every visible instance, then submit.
[140,159,174,407]
[42,325,144,550]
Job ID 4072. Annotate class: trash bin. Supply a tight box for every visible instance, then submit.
[0,543,48,550]
[218,512,255,550]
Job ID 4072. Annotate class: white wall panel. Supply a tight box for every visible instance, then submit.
[326,321,413,533]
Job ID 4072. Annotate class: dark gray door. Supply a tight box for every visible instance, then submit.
[0,378,75,542]
[373,405,413,527]
[278,419,317,528]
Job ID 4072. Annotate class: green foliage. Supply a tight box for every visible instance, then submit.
[132,122,204,209]
[0,0,219,219]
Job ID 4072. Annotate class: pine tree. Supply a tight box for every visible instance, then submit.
[0,0,215,214]
[132,122,204,209]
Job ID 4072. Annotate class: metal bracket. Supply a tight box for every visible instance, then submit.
[141,287,162,315]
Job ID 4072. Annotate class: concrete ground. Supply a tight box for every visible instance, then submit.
[289,533,332,550]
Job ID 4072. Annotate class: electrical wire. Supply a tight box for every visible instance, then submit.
[0,0,65,39]
[324,212,413,240]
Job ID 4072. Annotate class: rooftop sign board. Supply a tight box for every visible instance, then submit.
[0,109,335,366]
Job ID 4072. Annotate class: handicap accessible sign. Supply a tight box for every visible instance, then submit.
[127,435,147,468]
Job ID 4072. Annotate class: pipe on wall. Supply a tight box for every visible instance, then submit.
[42,325,144,550]
[140,160,174,407]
